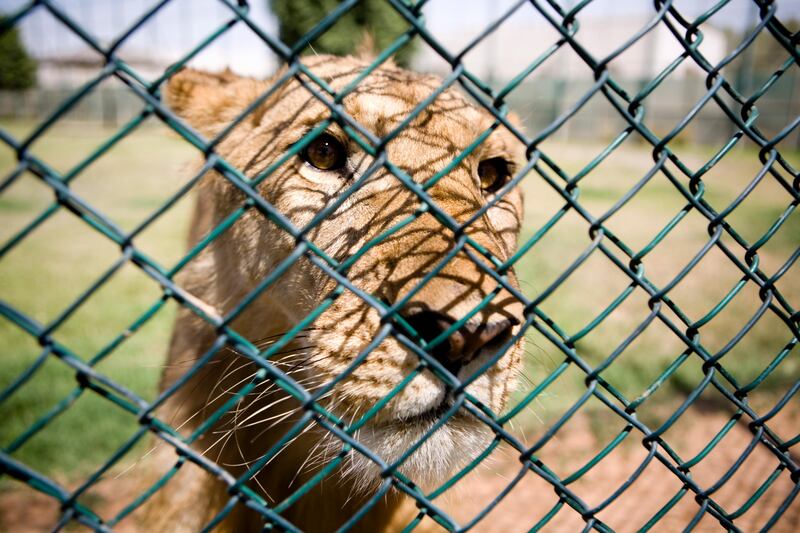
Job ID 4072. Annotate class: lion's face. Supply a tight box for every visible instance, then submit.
[166,56,526,490]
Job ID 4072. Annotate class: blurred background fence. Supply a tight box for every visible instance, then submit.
[2,0,799,146]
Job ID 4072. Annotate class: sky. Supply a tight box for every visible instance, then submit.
[1,0,798,79]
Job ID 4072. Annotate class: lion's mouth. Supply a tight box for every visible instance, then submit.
[395,398,453,427]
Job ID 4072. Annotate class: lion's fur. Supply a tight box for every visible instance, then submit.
[142,56,526,532]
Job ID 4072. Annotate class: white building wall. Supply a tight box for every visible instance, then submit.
[413,15,728,83]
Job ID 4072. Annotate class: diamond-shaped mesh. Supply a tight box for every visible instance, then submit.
[0,0,798,531]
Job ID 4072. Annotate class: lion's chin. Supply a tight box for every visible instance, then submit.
[337,414,492,495]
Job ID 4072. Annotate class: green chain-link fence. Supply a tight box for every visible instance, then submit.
[0,0,798,531]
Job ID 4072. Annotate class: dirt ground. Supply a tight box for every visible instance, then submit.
[446,408,800,532]
[1,408,797,532]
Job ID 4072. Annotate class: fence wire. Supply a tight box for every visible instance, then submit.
[0,0,798,531]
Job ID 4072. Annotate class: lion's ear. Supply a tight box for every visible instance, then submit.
[354,32,397,68]
[506,111,525,133]
[163,67,268,137]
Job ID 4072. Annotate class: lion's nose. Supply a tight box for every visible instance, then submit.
[401,310,518,377]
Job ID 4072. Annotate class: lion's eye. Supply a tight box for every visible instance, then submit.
[302,133,346,171]
[478,157,511,193]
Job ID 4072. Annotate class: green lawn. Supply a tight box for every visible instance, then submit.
[0,119,196,475]
[0,119,797,480]
[511,136,799,437]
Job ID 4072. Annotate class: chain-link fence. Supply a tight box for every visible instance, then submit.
[1,0,798,531]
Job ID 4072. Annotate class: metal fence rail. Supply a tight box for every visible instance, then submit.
[0,0,798,531]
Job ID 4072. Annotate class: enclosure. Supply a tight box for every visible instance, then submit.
[0,0,798,531]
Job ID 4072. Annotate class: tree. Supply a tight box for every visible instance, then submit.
[269,0,416,67]
[0,19,37,90]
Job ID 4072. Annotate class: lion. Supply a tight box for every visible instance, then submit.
[142,55,527,532]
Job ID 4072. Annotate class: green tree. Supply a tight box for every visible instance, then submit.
[0,19,37,90]
[269,0,416,67]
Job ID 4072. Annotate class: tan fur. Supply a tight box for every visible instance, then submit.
[142,56,526,532]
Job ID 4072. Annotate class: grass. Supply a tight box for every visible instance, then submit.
[511,135,799,438]
[0,118,196,476]
[0,119,797,482]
